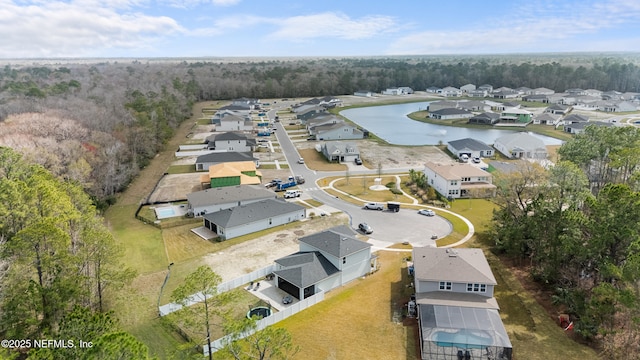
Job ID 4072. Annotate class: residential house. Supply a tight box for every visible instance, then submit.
[412,247,512,360]
[424,162,495,199]
[306,114,340,129]
[562,113,589,125]
[354,90,374,97]
[545,93,566,104]
[216,114,254,132]
[602,90,623,100]
[493,133,548,159]
[522,94,549,102]
[457,100,486,112]
[382,87,413,95]
[321,141,360,163]
[427,100,459,112]
[231,97,260,110]
[544,104,571,115]
[600,100,638,112]
[478,84,494,92]
[531,87,555,95]
[273,225,373,300]
[429,108,473,120]
[460,84,476,93]
[206,132,256,152]
[211,109,251,125]
[515,86,531,95]
[311,122,364,141]
[468,112,500,125]
[200,161,262,189]
[499,108,532,123]
[565,88,585,96]
[467,89,488,97]
[195,152,258,172]
[447,138,494,158]
[426,86,441,93]
[584,89,603,97]
[295,105,327,121]
[438,86,463,97]
[490,101,520,112]
[492,90,519,99]
[565,121,614,134]
[532,113,562,126]
[201,198,305,240]
[186,185,276,217]
[217,104,253,113]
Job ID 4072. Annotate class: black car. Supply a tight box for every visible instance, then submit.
[354,158,363,165]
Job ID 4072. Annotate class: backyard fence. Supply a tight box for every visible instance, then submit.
[203,290,325,356]
[158,264,277,316]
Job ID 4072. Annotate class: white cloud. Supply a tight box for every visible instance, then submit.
[162,0,240,8]
[269,12,397,41]
[0,1,184,57]
[388,0,640,54]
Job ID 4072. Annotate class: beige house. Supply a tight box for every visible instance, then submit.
[424,162,496,199]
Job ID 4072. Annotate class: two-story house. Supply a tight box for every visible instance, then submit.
[216,114,254,132]
[424,162,496,199]
[321,141,360,163]
[206,132,256,152]
[412,247,512,360]
[200,161,262,189]
[273,225,373,300]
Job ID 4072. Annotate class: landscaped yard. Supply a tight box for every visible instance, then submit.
[297,148,346,171]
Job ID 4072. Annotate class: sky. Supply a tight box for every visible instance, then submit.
[2,0,640,59]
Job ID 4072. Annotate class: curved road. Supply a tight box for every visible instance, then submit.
[267,108,475,250]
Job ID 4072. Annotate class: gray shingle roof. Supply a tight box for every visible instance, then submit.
[187,185,275,208]
[448,138,492,151]
[202,198,304,228]
[431,108,473,116]
[195,152,257,164]
[298,225,371,258]
[274,252,340,288]
[412,247,497,285]
[213,132,251,141]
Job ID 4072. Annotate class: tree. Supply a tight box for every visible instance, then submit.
[171,266,235,360]
[217,318,299,360]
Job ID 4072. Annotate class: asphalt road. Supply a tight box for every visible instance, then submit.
[268,107,451,248]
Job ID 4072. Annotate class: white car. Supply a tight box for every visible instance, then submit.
[284,190,302,198]
[418,209,436,217]
[297,157,304,164]
[363,202,383,210]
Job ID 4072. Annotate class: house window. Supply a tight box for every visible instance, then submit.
[268,218,272,225]
[439,281,452,291]
[466,283,487,293]
[343,257,346,264]
[450,180,457,185]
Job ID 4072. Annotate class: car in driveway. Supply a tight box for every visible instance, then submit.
[358,223,373,234]
[354,158,362,165]
[363,202,383,210]
[418,209,436,217]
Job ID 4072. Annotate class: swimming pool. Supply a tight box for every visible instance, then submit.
[433,330,492,349]
[155,207,176,219]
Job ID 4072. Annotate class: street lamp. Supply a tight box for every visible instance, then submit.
[157,262,174,316]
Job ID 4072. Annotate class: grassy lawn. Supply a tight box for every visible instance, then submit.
[298,148,346,171]
[162,223,219,263]
[167,164,196,174]
[277,251,418,360]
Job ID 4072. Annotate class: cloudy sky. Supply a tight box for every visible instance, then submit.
[2,0,640,58]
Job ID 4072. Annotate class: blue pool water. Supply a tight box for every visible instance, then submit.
[156,208,176,218]
[433,331,492,349]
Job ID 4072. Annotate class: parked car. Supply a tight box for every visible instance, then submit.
[418,209,436,217]
[460,154,469,162]
[282,295,293,304]
[284,190,302,198]
[363,202,383,210]
[472,156,481,164]
[297,157,304,164]
[354,158,363,165]
[358,223,373,234]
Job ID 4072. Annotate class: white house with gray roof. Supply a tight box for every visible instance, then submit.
[206,132,256,152]
[186,185,276,216]
[321,141,360,163]
[424,162,495,199]
[493,133,547,159]
[412,247,512,360]
[447,138,494,159]
[429,108,473,120]
[201,198,305,240]
[273,225,372,300]
[216,114,254,132]
[311,122,364,141]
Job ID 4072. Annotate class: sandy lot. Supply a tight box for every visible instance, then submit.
[202,213,350,282]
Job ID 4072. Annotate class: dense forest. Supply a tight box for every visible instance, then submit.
[1,55,640,207]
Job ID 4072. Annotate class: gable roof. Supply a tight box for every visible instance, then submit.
[195,152,257,164]
[212,132,251,141]
[534,113,561,122]
[563,114,589,123]
[299,225,371,258]
[187,185,275,208]
[424,162,493,181]
[470,112,500,121]
[412,247,497,285]
[202,198,304,228]
[322,141,359,156]
[431,108,473,116]
[494,132,545,150]
[274,252,340,288]
[447,138,492,152]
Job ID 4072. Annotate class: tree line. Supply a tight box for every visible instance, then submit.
[491,126,640,358]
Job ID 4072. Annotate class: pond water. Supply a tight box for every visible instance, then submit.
[340,102,564,146]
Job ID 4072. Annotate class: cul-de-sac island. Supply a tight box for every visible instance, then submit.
[2,57,640,360]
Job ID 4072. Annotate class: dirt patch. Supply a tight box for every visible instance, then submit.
[201,214,349,282]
